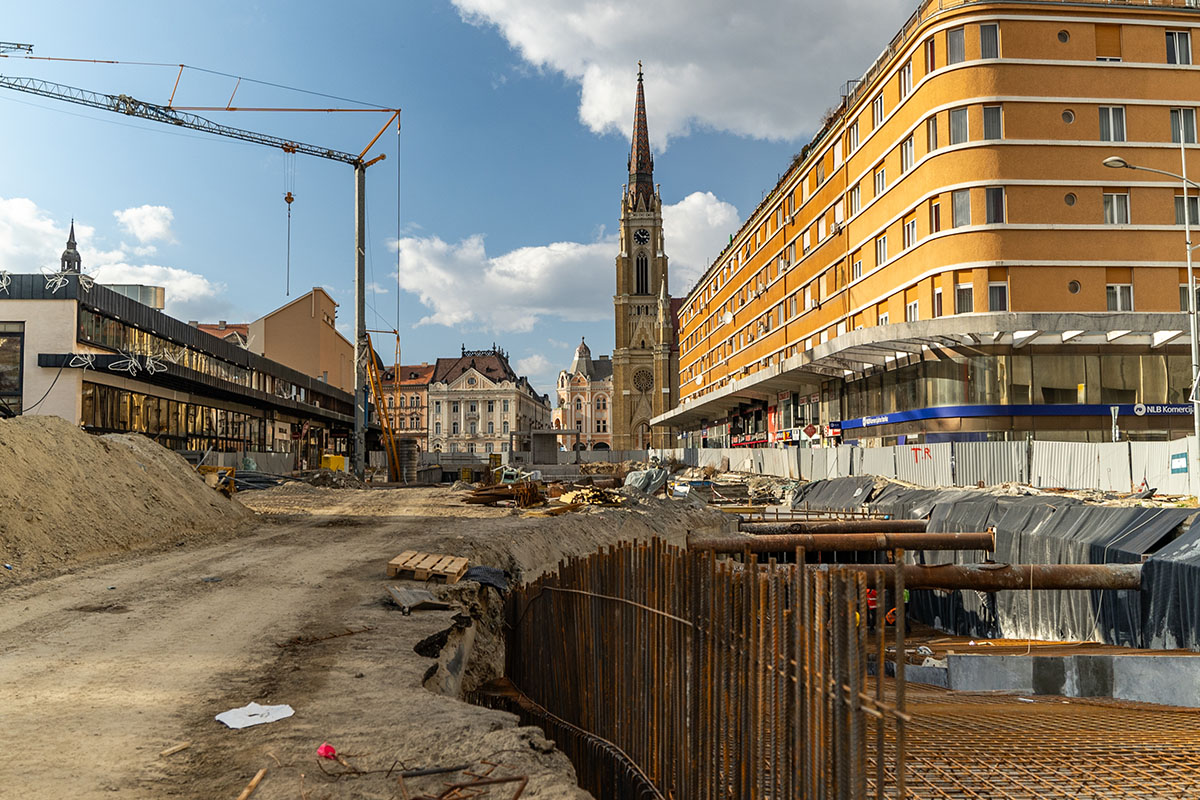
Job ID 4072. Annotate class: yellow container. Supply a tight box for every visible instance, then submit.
[321,454,346,472]
[460,467,473,483]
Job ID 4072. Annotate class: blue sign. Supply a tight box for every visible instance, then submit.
[841,403,1195,431]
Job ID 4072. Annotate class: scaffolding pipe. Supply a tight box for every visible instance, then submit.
[820,562,1142,591]
[741,519,929,535]
[690,531,994,554]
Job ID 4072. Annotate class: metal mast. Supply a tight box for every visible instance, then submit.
[0,72,399,478]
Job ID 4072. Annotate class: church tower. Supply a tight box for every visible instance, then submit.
[612,66,678,450]
[60,220,82,274]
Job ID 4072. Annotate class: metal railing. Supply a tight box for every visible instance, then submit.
[486,540,909,799]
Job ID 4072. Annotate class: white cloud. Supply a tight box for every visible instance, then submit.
[453,0,916,147]
[366,281,390,295]
[391,191,737,333]
[0,196,232,322]
[113,204,176,244]
[515,353,550,376]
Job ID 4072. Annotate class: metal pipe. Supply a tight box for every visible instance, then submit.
[741,519,928,535]
[691,531,993,554]
[353,163,367,479]
[822,562,1141,591]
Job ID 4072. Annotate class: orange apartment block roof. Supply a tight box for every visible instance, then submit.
[195,322,249,340]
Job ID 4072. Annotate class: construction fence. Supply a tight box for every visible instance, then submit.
[478,539,908,800]
[657,437,1199,495]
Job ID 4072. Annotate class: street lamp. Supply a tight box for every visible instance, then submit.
[1104,146,1200,442]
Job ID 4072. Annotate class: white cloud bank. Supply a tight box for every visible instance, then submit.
[453,0,917,147]
[114,204,176,244]
[392,191,738,333]
[0,197,230,321]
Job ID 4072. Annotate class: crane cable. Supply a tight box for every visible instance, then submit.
[284,145,296,295]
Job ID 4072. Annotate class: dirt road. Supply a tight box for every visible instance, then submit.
[0,485,728,799]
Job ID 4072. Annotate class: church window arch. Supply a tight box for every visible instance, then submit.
[635,253,649,295]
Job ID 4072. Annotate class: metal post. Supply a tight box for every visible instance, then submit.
[354,163,367,479]
[1183,136,1200,443]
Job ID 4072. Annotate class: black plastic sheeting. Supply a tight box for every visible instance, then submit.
[789,478,1198,649]
[1144,519,1200,650]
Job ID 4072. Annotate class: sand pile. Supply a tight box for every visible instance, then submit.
[0,415,251,578]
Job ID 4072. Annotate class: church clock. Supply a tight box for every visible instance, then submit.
[633,228,650,245]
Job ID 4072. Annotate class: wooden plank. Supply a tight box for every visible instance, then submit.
[412,553,442,580]
[429,555,456,573]
[436,556,469,584]
[387,550,420,578]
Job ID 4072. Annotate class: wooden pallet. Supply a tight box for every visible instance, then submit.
[386,551,469,584]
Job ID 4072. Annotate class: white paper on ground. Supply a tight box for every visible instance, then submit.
[215,701,295,729]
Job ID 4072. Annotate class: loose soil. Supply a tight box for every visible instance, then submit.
[0,481,733,799]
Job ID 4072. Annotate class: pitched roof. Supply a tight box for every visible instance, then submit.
[628,66,654,209]
[196,322,250,341]
[432,352,516,385]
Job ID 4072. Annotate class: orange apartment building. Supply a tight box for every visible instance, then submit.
[381,362,434,452]
[658,0,1200,447]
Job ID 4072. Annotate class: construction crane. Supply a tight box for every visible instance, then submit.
[0,61,400,479]
[0,42,33,55]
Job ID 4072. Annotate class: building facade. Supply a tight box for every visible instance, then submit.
[660,0,1200,446]
[553,338,614,450]
[381,362,433,452]
[612,68,680,450]
[246,288,355,394]
[427,346,551,455]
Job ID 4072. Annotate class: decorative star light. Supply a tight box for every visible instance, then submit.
[68,353,96,370]
[0,271,10,295]
[108,352,141,376]
[44,270,71,294]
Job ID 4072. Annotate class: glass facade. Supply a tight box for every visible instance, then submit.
[0,322,23,416]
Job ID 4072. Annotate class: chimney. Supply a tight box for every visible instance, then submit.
[187,320,199,327]
[218,320,227,330]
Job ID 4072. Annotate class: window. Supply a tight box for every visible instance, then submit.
[927,116,938,151]
[452,421,459,434]
[985,187,1006,223]
[435,400,441,414]
[956,283,974,313]
[596,396,606,410]
[1180,284,1200,311]
[487,421,494,434]
[503,399,509,412]
[930,201,942,233]
[1107,283,1133,311]
[980,24,999,59]
[901,136,914,172]
[596,420,607,433]
[849,184,861,215]
[574,397,582,411]
[635,253,649,294]
[469,402,477,413]
[503,421,509,433]
[903,218,917,249]
[1172,108,1197,144]
[1096,23,1122,61]
[451,401,459,413]
[924,38,936,73]
[950,107,969,144]
[872,93,885,127]
[948,27,966,64]
[852,259,863,280]
[899,61,912,98]
[874,167,886,196]
[467,443,476,454]
[875,235,888,265]
[952,189,971,227]
[387,396,394,409]
[410,395,418,407]
[790,295,798,315]
[1103,192,1130,224]
[819,217,827,240]
[988,282,1009,311]
[435,421,442,434]
[469,421,477,434]
[486,443,494,454]
[983,105,1002,139]
[905,300,919,322]
[487,399,494,413]
[848,120,859,151]
[1176,195,1200,225]
[1099,106,1126,142]
[934,288,944,318]
[878,312,890,326]
[397,418,406,430]
[1167,30,1192,65]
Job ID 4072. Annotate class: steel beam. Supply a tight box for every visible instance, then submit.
[820,563,1141,591]
[741,519,928,535]
[690,531,994,554]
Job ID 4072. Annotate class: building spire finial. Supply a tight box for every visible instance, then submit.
[628,64,653,209]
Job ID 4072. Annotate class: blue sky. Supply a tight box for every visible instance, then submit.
[0,0,916,393]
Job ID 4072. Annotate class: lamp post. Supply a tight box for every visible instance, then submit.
[1104,145,1200,443]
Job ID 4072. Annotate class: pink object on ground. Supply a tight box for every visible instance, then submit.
[317,742,337,759]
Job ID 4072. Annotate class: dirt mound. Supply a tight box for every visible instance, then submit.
[0,415,250,578]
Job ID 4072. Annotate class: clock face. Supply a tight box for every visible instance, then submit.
[633,228,650,245]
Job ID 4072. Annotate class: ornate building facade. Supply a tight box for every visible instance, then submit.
[553,338,613,450]
[381,362,433,452]
[427,346,551,455]
[612,67,679,449]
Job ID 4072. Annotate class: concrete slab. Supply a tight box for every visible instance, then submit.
[1112,656,1200,708]
[947,654,1033,693]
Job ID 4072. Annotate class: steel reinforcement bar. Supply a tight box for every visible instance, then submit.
[500,539,909,799]
[690,530,994,553]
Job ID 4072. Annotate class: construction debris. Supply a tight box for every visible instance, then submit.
[387,551,469,584]
[462,482,542,507]
[307,468,370,489]
[215,702,294,730]
[159,742,190,757]
[558,486,624,506]
[387,585,452,614]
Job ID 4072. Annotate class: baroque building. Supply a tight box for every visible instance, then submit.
[612,66,679,449]
[427,345,551,455]
[381,362,433,452]
[553,338,613,450]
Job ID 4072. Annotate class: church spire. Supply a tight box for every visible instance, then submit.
[628,62,654,210]
[60,219,82,274]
